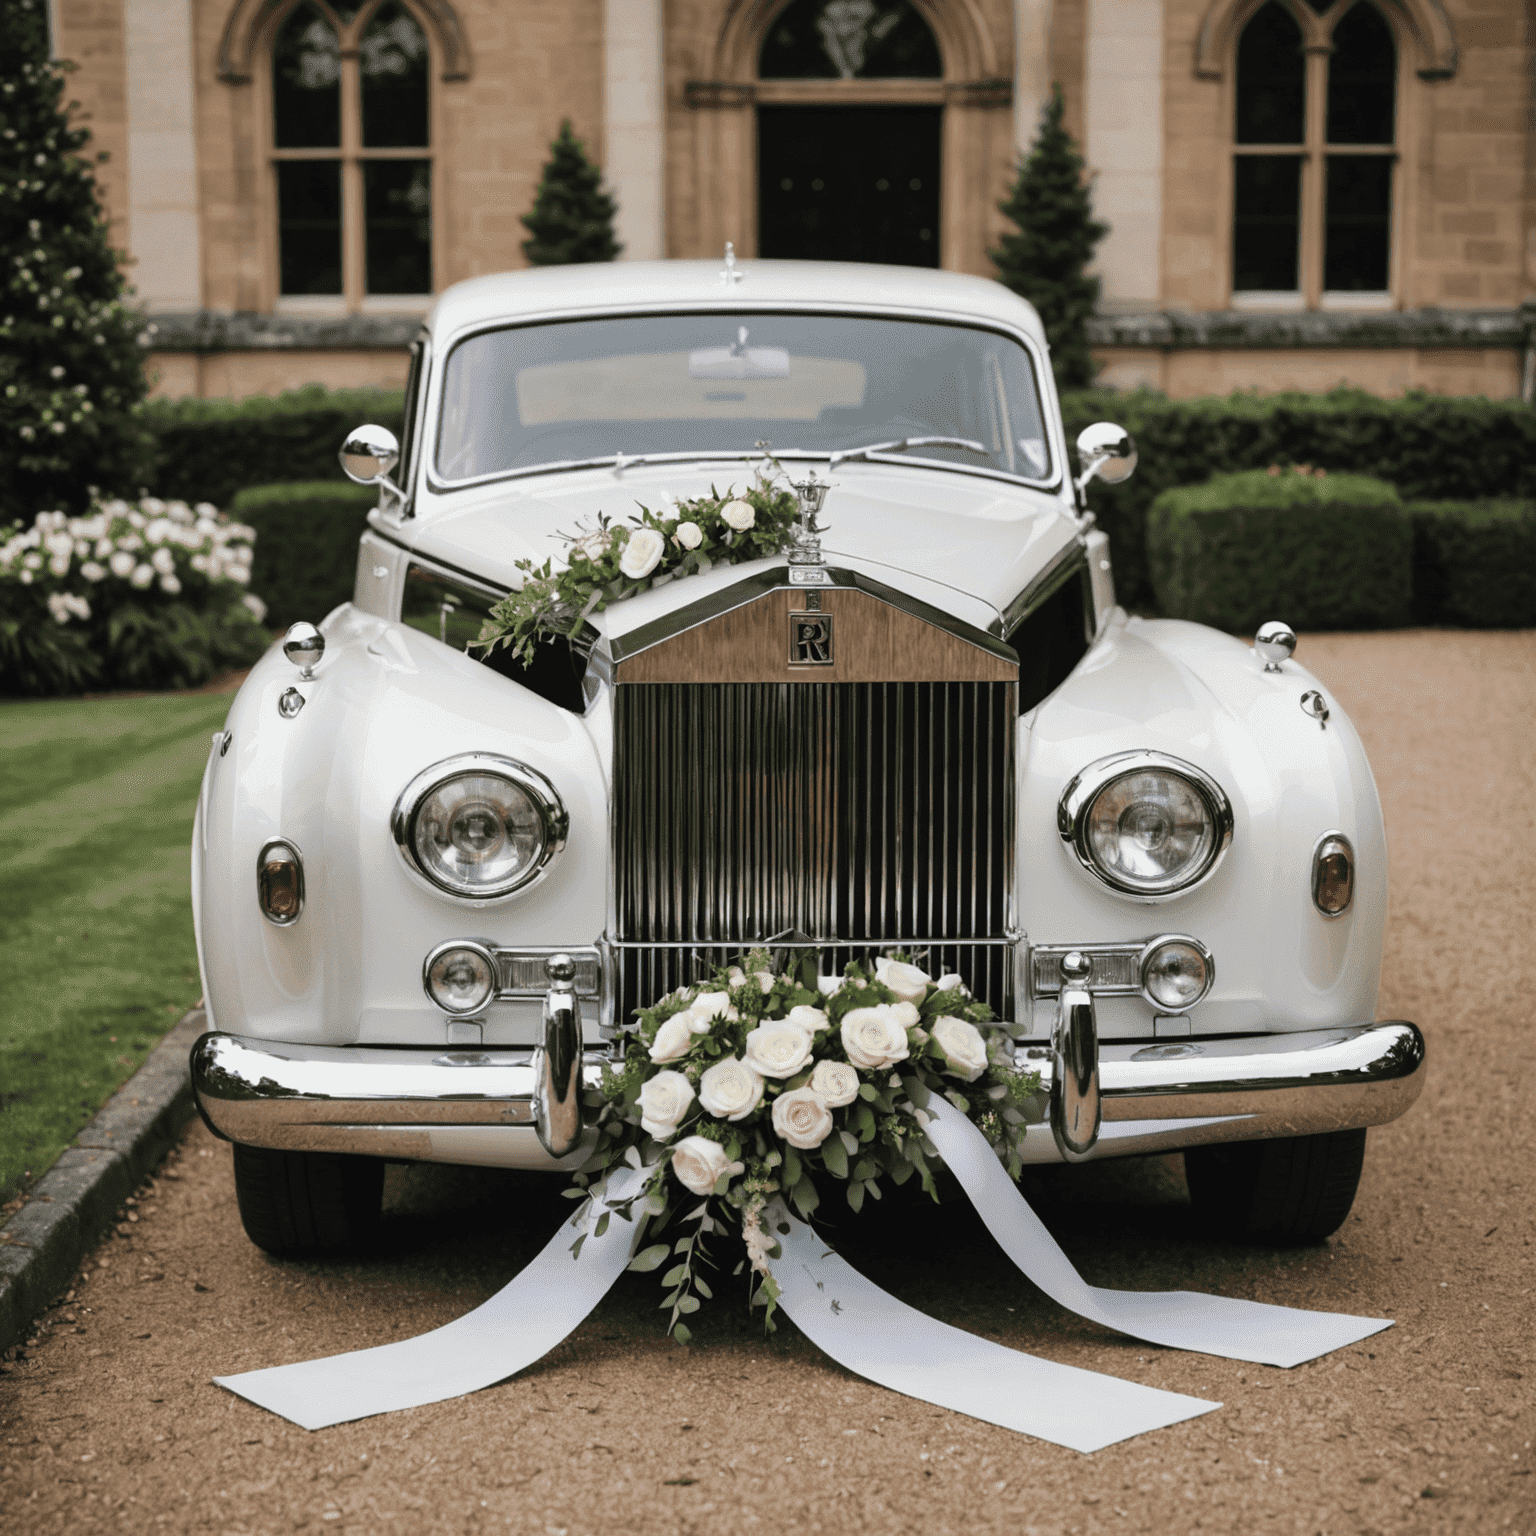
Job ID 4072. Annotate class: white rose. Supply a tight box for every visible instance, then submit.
[698,1056,765,1121]
[889,1000,920,1027]
[150,545,175,575]
[638,1070,695,1140]
[47,554,69,576]
[771,1086,834,1150]
[108,550,135,578]
[158,574,181,595]
[720,498,755,530]
[753,970,776,993]
[743,1020,813,1080]
[809,1059,859,1108]
[840,1005,911,1071]
[80,560,105,582]
[674,520,703,549]
[875,956,931,1003]
[692,990,734,1020]
[671,1135,743,1196]
[935,973,968,995]
[931,1016,989,1083]
[620,526,665,579]
[130,563,154,589]
[786,1004,829,1037]
[726,966,748,987]
[648,1013,698,1064]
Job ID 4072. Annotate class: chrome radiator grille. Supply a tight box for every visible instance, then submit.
[612,680,1015,1023]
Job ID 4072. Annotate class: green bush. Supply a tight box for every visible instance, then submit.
[1406,500,1536,628]
[230,480,378,630]
[1060,388,1536,609]
[1147,468,1412,633]
[144,385,403,509]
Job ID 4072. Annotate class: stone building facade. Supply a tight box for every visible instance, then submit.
[45,0,1536,399]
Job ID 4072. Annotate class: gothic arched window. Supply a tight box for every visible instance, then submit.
[271,0,433,303]
[760,0,942,80]
[1231,0,1398,305]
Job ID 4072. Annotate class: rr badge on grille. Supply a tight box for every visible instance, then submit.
[788,610,834,667]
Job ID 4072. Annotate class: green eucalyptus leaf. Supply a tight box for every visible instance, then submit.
[676,1293,701,1314]
[672,1322,693,1345]
[662,1263,688,1287]
[627,1242,669,1272]
[820,1136,848,1178]
[846,1179,866,1213]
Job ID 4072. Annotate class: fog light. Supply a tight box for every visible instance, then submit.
[1139,936,1213,1013]
[256,840,304,926]
[423,940,496,1016]
[1313,833,1354,916]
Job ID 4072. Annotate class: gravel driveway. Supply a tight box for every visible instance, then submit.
[1,629,1531,1535]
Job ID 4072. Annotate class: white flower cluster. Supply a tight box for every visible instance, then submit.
[0,495,258,620]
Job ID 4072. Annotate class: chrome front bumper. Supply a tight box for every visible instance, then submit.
[191,1020,1425,1169]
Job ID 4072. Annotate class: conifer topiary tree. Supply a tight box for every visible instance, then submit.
[520,120,622,266]
[0,0,154,522]
[992,85,1108,391]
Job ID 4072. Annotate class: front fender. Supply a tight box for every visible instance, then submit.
[1017,611,1386,1038]
[195,606,610,1048]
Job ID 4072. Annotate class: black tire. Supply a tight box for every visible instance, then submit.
[1184,1128,1367,1245]
[232,1144,385,1258]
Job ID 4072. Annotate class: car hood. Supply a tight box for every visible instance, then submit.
[398,459,1078,639]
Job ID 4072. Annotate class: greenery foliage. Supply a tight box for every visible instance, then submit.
[0,496,268,696]
[0,0,155,523]
[1406,500,1536,628]
[521,120,621,266]
[1060,387,1536,610]
[144,385,404,510]
[229,479,378,631]
[992,84,1107,391]
[0,688,224,1201]
[1148,467,1412,633]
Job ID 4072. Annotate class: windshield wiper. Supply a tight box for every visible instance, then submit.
[827,435,989,467]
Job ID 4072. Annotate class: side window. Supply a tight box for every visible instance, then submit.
[400,562,499,651]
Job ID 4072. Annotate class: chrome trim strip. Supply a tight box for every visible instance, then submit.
[608,564,1019,668]
[998,540,1088,638]
[1056,749,1236,901]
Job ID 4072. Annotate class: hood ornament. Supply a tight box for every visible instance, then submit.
[787,470,831,568]
[719,242,744,287]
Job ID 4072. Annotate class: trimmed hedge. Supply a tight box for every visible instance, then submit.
[229,480,379,630]
[1407,500,1536,628]
[1060,388,1536,608]
[145,385,404,510]
[1147,469,1412,633]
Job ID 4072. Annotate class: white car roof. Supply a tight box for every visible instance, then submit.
[425,259,1049,348]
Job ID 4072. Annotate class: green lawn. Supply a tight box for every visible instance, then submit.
[0,687,236,1203]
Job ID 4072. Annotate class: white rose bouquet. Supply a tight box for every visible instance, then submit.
[570,950,1043,1343]
[471,452,803,668]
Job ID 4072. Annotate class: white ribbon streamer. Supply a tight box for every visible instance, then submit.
[923,1098,1393,1367]
[215,1166,651,1431]
[768,1217,1220,1452]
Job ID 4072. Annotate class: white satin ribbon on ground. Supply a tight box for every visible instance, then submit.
[768,1218,1220,1452]
[923,1098,1394,1367]
[215,1165,651,1431]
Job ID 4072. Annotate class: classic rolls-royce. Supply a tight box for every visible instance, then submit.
[189,258,1424,1256]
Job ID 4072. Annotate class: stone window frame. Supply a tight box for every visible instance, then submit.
[219,0,466,314]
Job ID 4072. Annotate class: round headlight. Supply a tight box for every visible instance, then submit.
[393,755,567,898]
[1059,751,1233,898]
[1139,936,1214,1012]
[423,940,497,1015]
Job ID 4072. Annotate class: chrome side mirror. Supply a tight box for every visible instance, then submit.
[1074,422,1137,495]
[339,423,401,488]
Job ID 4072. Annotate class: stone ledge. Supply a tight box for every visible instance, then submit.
[144,311,424,353]
[1087,307,1533,351]
[0,1009,205,1354]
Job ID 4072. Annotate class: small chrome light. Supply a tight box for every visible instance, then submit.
[1139,935,1213,1013]
[423,940,497,1016]
[283,622,325,679]
[1254,621,1297,672]
[256,840,304,926]
[1312,832,1354,916]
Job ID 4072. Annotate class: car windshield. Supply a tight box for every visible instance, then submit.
[433,312,1052,485]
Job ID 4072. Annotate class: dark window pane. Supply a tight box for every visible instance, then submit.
[277,160,342,294]
[1327,4,1395,144]
[364,159,432,292]
[759,0,942,79]
[1325,156,1391,289]
[1233,155,1301,290]
[1236,3,1304,144]
[361,1,430,148]
[272,5,340,149]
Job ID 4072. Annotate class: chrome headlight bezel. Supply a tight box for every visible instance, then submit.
[391,753,568,900]
[1058,750,1234,901]
[421,938,499,1016]
[1137,933,1215,1013]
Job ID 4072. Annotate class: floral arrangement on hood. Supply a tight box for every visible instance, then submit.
[571,951,1044,1342]
[471,455,801,668]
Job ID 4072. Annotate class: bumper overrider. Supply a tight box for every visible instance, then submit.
[191,1004,1426,1168]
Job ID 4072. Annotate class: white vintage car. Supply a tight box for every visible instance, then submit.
[189,260,1424,1257]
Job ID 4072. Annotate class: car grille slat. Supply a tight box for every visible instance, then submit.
[612,680,1015,1025]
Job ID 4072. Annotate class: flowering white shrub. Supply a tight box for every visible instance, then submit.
[0,495,269,694]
